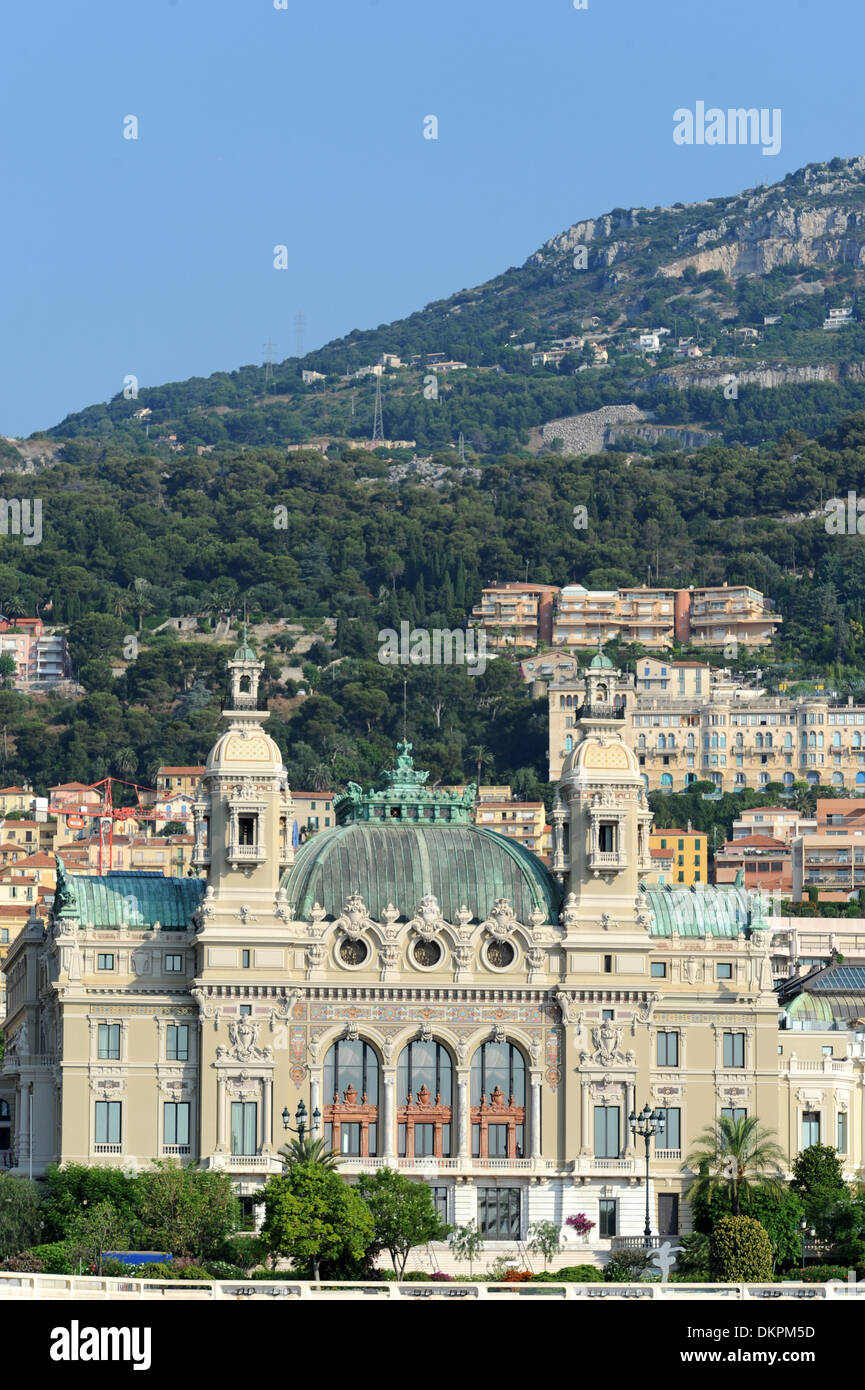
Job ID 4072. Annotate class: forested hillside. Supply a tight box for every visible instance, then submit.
[4,158,865,798]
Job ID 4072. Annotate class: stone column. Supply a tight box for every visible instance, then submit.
[262,1077,272,1152]
[310,1074,321,1126]
[530,1072,542,1160]
[580,1080,591,1156]
[624,1081,635,1156]
[216,1073,226,1152]
[382,1073,396,1158]
[457,1073,470,1158]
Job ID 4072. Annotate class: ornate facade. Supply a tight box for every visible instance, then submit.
[1,644,863,1254]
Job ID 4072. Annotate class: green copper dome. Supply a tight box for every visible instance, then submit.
[589,650,614,669]
[283,744,561,924]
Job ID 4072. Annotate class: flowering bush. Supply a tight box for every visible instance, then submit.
[430,1271,455,1282]
[566,1214,595,1237]
[504,1269,533,1282]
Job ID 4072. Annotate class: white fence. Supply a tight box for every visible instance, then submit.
[0,1272,861,1300]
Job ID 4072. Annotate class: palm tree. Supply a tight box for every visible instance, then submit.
[130,578,154,632]
[469,744,489,789]
[278,1134,338,1170]
[114,747,138,780]
[684,1114,786,1216]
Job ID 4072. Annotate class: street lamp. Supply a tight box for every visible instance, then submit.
[281,1099,321,1145]
[629,1104,664,1250]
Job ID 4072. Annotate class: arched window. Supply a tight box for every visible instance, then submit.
[855,733,862,749]
[719,734,726,750]
[470,1041,526,1158]
[0,1099,8,1119]
[660,773,673,789]
[323,1039,380,1157]
[668,733,675,748]
[658,734,666,750]
[755,733,763,749]
[857,771,865,786]
[783,772,794,787]
[685,773,696,787]
[735,733,744,748]
[765,733,772,748]
[560,696,565,709]
[833,732,841,748]
[687,733,695,749]
[832,772,845,786]
[784,734,793,749]
[817,733,824,749]
[397,1040,453,1158]
[809,732,816,749]
[565,736,573,752]
[637,734,646,751]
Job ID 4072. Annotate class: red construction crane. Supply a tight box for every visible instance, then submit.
[47,777,193,874]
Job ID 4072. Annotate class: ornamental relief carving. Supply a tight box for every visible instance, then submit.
[581,1021,635,1068]
[216,1018,273,1063]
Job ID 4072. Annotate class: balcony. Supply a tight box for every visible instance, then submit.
[162,1145,192,1157]
[93,1144,122,1155]
[588,851,628,873]
[654,1149,681,1161]
[227,843,266,865]
[577,704,626,720]
[334,1156,556,1175]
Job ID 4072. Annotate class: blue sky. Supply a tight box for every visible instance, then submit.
[1,0,862,437]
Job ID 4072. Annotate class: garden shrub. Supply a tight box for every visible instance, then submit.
[710,1216,773,1282]
[26,1241,75,1275]
[503,1269,533,1282]
[1,1251,45,1272]
[777,1265,851,1283]
[604,1249,652,1283]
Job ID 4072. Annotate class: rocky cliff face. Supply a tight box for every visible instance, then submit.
[529,156,865,280]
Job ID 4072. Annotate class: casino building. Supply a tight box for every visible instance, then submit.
[1,640,862,1256]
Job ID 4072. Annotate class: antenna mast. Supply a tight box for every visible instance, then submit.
[372,374,384,444]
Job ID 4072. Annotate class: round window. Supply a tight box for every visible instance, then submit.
[339,937,369,966]
[486,939,515,969]
[413,939,442,968]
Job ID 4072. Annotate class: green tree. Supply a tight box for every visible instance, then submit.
[527,1219,561,1272]
[791,1143,848,1230]
[70,1199,129,1276]
[357,1169,450,1279]
[136,1162,240,1258]
[260,1165,374,1282]
[40,1164,142,1244]
[449,1219,483,1276]
[0,654,16,689]
[709,1214,773,1282]
[685,1115,786,1216]
[0,1173,42,1259]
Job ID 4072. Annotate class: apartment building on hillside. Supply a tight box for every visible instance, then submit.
[550,664,865,793]
[471,582,781,655]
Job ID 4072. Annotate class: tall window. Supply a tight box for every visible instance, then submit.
[721,1107,746,1125]
[801,1111,820,1148]
[658,1193,679,1237]
[837,1112,848,1154]
[97,953,114,971]
[164,954,183,973]
[478,1187,520,1240]
[594,1106,619,1158]
[97,1023,120,1060]
[655,1107,681,1151]
[164,1102,190,1149]
[94,1101,122,1147]
[471,1042,526,1159]
[657,1031,679,1067]
[431,1187,449,1224]
[723,1033,745,1068]
[598,1199,617,1237]
[324,1039,380,1157]
[231,1101,258,1155]
[397,1040,453,1158]
[166,1025,189,1061]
